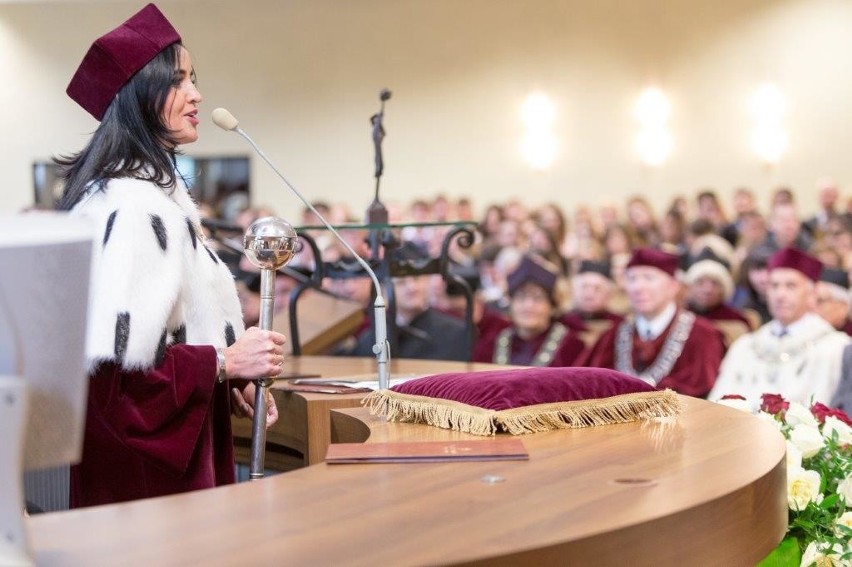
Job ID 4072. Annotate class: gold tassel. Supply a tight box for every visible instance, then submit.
[362,389,682,437]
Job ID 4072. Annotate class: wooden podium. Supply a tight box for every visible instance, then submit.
[30,395,787,565]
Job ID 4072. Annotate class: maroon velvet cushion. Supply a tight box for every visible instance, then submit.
[365,366,680,435]
[390,366,658,411]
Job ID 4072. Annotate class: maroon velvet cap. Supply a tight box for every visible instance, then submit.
[507,256,558,299]
[768,247,822,282]
[67,3,181,120]
[625,247,680,277]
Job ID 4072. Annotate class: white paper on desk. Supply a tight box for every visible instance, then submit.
[292,373,422,391]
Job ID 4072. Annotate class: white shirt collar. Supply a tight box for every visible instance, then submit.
[770,312,816,338]
[635,302,677,341]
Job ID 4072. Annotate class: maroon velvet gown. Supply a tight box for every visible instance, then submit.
[70,344,242,507]
[580,311,725,398]
[688,303,753,328]
[472,321,586,367]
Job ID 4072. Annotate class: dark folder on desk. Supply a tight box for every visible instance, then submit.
[325,439,529,464]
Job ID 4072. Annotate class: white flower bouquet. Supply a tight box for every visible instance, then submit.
[720,394,852,566]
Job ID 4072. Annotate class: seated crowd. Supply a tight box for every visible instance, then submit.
[216,178,852,411]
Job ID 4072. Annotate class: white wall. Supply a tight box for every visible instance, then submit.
[2,0,852,220]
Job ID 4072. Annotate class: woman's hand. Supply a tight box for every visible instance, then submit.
[223,327,287,380]
[231,382,279,428]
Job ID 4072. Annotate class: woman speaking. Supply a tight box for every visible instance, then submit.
[58,3,286,507]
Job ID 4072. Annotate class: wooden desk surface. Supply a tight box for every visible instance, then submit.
[30,396,786,566]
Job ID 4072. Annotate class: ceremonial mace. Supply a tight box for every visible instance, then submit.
[243,217,298,480]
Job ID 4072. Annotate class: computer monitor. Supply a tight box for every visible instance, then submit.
[0,213,92,565]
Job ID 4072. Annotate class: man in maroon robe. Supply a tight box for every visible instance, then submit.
[581,248,725,397]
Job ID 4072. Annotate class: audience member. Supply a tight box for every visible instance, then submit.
[581,248,725,397]
[803,178,840,238]
[473,256,585,366]
[626,196,660,247]
[730,210,767,269]
[696,189,728,232]
[815,267,852,336]
[602,223,634,260]
[732,245,773,325]
[479,204,505,244]
[433,264,511,346]
[562,260,623,347]
[710,248,850,409]
[659,209,688,256]
[683,248,752,346]
[563,260,622,328]
[764,202,812,251]
[721,187,757,245]
[346,243,470,361]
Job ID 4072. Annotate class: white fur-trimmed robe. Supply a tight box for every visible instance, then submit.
[72,176,245,370]
[709,313,850,409]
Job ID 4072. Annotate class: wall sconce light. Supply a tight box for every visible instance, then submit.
[634,87,672,167]
[520,92,557,170]
[750,83,788,164]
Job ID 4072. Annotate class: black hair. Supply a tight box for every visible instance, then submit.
[56,43,186,211]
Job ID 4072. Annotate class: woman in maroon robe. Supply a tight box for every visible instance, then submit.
[473,256,585,366]
[60,4,285,507]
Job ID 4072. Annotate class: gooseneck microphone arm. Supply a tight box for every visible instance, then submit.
[212,108,391,390]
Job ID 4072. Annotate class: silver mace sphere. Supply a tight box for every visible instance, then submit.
[243,216,298,270]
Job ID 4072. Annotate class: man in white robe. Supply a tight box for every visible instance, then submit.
[709,247,850,410]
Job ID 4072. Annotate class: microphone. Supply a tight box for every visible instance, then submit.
[212,107,391,390]
[200,217,243,233]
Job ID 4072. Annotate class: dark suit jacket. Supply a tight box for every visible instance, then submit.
[351,308,471,362]
[830,344,852,412]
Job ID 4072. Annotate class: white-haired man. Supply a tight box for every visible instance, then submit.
[582,248,725,398]
[710,248,850,409]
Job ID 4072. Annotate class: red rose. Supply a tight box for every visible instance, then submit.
[811,403,833,425]
[830,408,852,427]
[810,402,852,427]
[760,393,789,415]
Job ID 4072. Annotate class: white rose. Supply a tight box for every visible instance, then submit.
[800,540,845,567]
[788,466,821,511]
[757,411,783,431]
[837,476,852,507]
[835,511,852,537]
[717,397,752,413]
[786,402,819,428]
[822,416,852,445]
[785,440,802,470]
[790,424,826,459]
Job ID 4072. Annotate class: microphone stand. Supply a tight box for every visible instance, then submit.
[223,121,391,391]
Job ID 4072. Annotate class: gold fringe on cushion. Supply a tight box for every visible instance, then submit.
[495,389,682,435]
[362,389,682,436]
[363,390,498,436]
